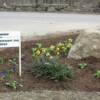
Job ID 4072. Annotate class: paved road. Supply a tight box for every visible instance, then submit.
[0,12,100,39]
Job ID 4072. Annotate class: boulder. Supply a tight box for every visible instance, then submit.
[68,29,100,59]
[47,6,56,12]
[36,5,46,11]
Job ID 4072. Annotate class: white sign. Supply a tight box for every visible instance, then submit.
[0,31,20,48]
[0,31,22,77]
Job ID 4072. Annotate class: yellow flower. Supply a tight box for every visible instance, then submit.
[36,50,41,55]
[57,52,60,55]
[42,48,46,53]
[56,47,60,51]
[46,52,50,57]
[67,43,72,48]
[50,45,55,50]
[58,42,64,47]
[68,38,73,43]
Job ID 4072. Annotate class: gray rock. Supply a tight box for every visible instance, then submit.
[47,6,56,12]
[36,7,46,11]
[16,7,21,11]
[20,7,34,11]
[68,29,100,59]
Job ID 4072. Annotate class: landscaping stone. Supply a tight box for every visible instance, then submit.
[16,7,21,11]
[68,29,100,59]
[47,6,56,12]
[36,7,46,11]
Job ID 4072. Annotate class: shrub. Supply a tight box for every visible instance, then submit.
[32,55,73,81]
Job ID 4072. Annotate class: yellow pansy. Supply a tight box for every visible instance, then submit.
[42,48,46,53]
[46,52,50,57]
[36,50,41,55]
[50,45,55,50]
[68,38,73,43]
[58,42,64,47]
[56,47,60,51]
[57,52,60,55]
[67,43,72,48]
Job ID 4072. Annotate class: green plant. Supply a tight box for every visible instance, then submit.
[9,58,17,65]
[0,66,16,81]
[94,70,100,78]
[0,69,15,81]
[0,67,22,90]
[5,80,23,89]
[32,38,73,59]
[63,39,73,55]
[32,55,73,81]
[32,43,45,58]
[0,57,4,64]
[5,81,17,89]
[78,63,87,69]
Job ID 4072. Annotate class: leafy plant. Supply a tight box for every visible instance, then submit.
[5,81,17,89]
[94,70,100,78]
[0,66,21,90]
[32,55,73,81]
[0,57,4,64]
[78,63,87,69]
[32,38,73,59]
[32,43,45,58]
[9,58,17,65]
[5,81,23,89]
[0,71,7,81]
[63,39,73,55]
[0,67,16,81]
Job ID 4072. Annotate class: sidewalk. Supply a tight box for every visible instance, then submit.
[0,90,100,100]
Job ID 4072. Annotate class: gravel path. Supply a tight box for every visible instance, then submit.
[0,90,100,100]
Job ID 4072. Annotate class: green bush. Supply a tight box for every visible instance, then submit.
[32,55,73,81]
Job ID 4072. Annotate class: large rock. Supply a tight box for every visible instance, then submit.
[68,29,100,59]
[47,6,56,12]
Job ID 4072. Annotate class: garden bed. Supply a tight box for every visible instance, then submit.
[0,33,100,92]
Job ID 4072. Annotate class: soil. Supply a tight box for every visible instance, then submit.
[0,33,100,92]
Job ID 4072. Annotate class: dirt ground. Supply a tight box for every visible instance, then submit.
[0,33,100,92]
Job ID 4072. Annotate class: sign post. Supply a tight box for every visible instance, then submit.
[0,31,21,76]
